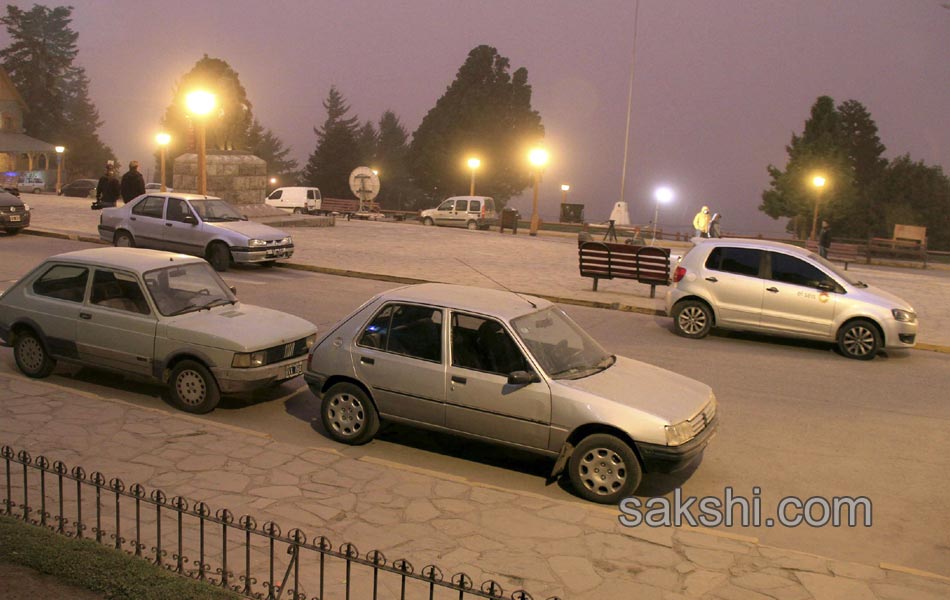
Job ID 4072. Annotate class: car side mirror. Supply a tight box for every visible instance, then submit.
[507,370,539,385]
[817,281,835,292]
[182,215,197,225]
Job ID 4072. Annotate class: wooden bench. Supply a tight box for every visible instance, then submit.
[867,225,927,267]
[804,240,863,270]
[578,241,671,297]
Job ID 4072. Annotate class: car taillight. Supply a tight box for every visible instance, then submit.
[673,266,686,283]
[481,204,486,218]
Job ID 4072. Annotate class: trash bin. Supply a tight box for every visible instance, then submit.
[500,207,520,234]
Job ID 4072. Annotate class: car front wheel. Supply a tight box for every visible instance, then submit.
[569,434,642,504]
[422,217,434,226]
[207,242,231,272]
[673,300,712,338]
[837,319,881,360]
[13,330,56,378]
[321,383,379,445]
[168,360,220,413]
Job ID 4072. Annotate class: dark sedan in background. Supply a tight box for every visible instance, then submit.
[59,179,97,198]
[0,190,30,234]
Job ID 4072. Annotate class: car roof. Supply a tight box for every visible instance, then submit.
[47,248,205,272]
[143,192,222,201]
[691,237,811,256]
[379,283,551,321]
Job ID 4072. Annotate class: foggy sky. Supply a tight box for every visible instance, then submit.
[8,0,949,235]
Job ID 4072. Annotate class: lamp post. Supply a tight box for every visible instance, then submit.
[155,133,171,192]
[467,157,480,196]
[652,186,674,245]
[54,146,64,194]
[809,175,826,241]
[185,90,216,195]
[528,148,549,236]
[560,184,570,222]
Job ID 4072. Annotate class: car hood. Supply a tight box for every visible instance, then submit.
[555,355,712,423]
[0,195,23,208]
[850,284,915,312]
[207,220,288,241]
[166,303,316,352]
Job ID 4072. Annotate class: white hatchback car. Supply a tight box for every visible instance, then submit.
[665,239,918,359]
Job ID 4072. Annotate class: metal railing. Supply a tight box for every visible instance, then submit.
[2,446,562,600]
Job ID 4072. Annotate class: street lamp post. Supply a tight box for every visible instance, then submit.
[652,186,674,245]
[155,133,170,192]
[528,148,549,236]
[185,91,216,195]
[560,184,570,222]
[467,158,480,196]
[809,175,826,241]
[54,146,65,194]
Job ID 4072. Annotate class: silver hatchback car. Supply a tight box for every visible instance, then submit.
[305,283,718,504]
[665,239,918,359]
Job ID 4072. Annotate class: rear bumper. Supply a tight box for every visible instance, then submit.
[636,416,718,474]
[211,355,307,393]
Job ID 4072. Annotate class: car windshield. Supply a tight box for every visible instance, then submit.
[188,199,245,222]
[807,252,865,287]
[511,307,613,380]
[143,262,236,316]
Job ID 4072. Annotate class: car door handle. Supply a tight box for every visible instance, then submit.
[766,287,779,293]
[80,312,92,320]
[705,276,718,282]
[165,222,173,227]
[360,356,374,365]
[129,217,136,221]
[451,375,467,384]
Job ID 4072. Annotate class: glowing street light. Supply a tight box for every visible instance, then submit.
[561,183,570,203]
[155,133,171,192]
[652,186,674,245]
[528,148,549,236]
[185,90,216,195]
[54,146,65,194]
[467,157,481,196]
[809,175,827,241]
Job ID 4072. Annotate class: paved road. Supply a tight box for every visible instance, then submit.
[1,236,949,577]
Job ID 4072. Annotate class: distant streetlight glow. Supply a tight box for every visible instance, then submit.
[528,147,549,236]
[54,146,65,194]
[186,91,216,194]
[467,157,480,195]
[269,177,277,185]
[651,186,674,245]
[156,133,171,192]
[809,174,827,241]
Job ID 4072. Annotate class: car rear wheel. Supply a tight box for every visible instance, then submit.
[673,300,712,338]
[569,434,642,504]
[13,330,56,378]
[837,319,880,360]
[422,217,434,226]
[466,220,478,230]
[114,231,134,247]
[321,383,379,445]
[207,242,231,272]
[168,360,220,414]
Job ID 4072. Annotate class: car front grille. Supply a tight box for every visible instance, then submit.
[262,337,310,365]
[4,205,22,213]
[687,399,717,437]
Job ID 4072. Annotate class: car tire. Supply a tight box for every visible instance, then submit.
[569,434,642,504]
[321,383,379,445]
[260,260,276,268]
[466,220,478,230]
[207,242,231,272]
[5,227,20,235]
[293,207,302,214]
[673,300,712,339]
[837,319,881,360]
[422,217,434,226]
[114,230,135,247]
[13,330,56,378]
[168,360,220,414]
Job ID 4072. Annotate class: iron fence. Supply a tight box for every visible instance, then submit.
[2,446,562,600]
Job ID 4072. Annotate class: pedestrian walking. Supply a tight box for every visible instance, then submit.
[708,213,722,238]
[818,220,831,258]
[95,166,120,209]
[692,206,711,238]
[120,160,146,203]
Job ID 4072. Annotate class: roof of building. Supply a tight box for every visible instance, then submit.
[0,131,56,153]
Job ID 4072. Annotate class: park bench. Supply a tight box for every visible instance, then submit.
[804,240,863,270]
[867,224,927,268]
[578,240,671,297]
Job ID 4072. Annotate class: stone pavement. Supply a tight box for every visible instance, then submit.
[16,193,950,350]
[3,372,950,600]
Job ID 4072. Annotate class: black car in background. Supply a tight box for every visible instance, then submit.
[59,179,97,198]
[0,190,30,234]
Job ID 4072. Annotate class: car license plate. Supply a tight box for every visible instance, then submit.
[285,361,304,378]
[9,215,20,222]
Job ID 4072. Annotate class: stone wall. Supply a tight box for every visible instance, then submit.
[173,152,266,205]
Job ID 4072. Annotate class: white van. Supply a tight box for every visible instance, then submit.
[419,196,498,230]
[265,187,322,214]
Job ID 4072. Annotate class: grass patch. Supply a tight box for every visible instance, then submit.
[0,515,242,600]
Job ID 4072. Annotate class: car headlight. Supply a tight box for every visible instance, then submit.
[232,351,266,368]
[248,239,267,247]
[280,236,292,245]
[892,309,916,323]
[665,420,695,447]
[22,203,30,211]
[305,334,317,349]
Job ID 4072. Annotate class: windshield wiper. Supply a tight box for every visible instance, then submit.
[197,298,235,311]
[167,302,200,316]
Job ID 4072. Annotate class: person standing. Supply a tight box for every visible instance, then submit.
[95,166,120,208]
[818,220,831,258]
[120,160,146,203]
[692,206,711,238]
[708,213,722,238]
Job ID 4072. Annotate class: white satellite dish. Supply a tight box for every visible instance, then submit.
[349,167,380,211]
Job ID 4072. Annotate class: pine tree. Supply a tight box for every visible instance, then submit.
[356,121,378,166]
[301,86,361,197]
[374,110,420,210]
[246,118,298,182]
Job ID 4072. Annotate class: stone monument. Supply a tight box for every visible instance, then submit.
[172,151,266,205]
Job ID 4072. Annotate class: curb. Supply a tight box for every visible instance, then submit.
[18,227,950,354]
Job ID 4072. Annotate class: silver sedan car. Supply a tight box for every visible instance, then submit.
[666,239,919,359]
[305,283,718,504]
[98,193,293,271]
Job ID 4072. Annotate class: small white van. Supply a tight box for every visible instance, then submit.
[419,196,498,230]
[265,187,322,214]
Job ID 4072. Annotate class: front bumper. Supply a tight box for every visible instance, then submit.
[231,244,295,264]
[1,210,30,229]
[211,355,307,393]
[882,319,918,349]
[636,416,719,474]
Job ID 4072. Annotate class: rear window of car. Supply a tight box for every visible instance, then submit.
[357,303,443,363]
[468,200,481,212]
[132,196,165,219]
[32,265,88,303]
[706,247,762,277]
